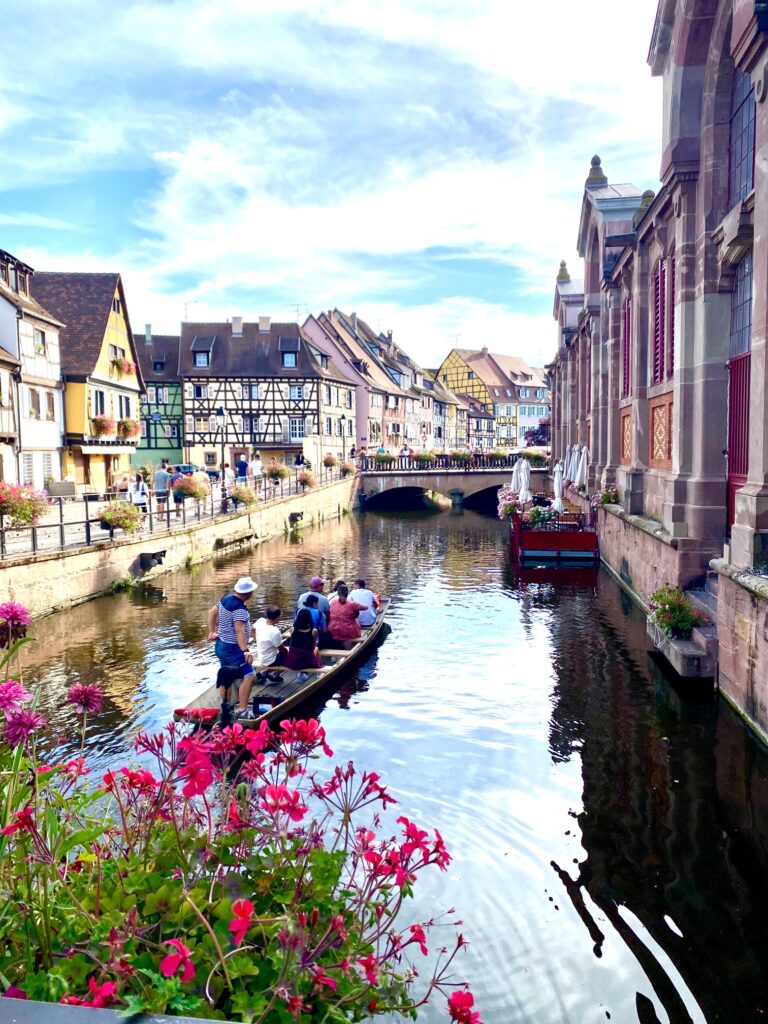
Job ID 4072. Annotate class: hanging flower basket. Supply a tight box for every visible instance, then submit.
[340,461,356,477]
[322,453,338,468]
[98,500,142,534]
[173,475,210,502]
[0,483,50,528]
[91,415,116,437]
[230,484,256,507]
[117,418,140,439]
[110,357,134,377]
[267,464,289,483]
[297,469,317,490]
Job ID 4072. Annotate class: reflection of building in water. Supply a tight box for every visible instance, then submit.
[545,581,768,1022]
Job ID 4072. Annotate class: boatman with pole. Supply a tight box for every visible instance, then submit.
[207,576,258,720]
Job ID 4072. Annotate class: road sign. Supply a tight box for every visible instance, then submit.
[151,412,162,423]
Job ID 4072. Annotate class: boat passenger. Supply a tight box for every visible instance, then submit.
[303,593,326,632]
[348,579,379,627]
[284,608,321,678]
[328,579,346,605]
[327,584,367,649]
[207,576,257,719]
[297,576,330,620]
[254,605,287,682]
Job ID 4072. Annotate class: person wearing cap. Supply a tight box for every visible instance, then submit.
[207,576,257,718]
[296,576,330,620]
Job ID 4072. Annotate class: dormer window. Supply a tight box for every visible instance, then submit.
[320,354,329,369]
[0,264,7,285]
[17,272,27,295]
[282,352,297,368]
[195,351,209,367]
[153,360,165,372]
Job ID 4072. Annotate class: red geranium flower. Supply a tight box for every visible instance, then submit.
[448,989,483,1023]
[159,938,195,982]
[229,899,254,946]
[61,977,119,1008]
[358,954,378,985]
[260,783,307,821]
[1,804,35,836]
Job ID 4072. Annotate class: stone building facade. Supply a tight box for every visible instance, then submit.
[548,0,768,740]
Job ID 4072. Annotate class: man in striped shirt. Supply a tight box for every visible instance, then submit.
[207,576,257,718]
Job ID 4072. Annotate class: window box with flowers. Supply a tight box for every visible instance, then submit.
[117,417,140,440]
[91,415,116,438]
[110,356,134,378]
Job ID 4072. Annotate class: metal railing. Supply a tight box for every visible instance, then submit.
[360,454,550,472]
[0,466,350,560]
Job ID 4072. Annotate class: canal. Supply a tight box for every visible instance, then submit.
[19,508,768,1024]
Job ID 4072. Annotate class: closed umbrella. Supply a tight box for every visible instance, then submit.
[510,457,521,492]
[563,445,572,482]
[518,458,532,504]
[574,446,589,490]
[552,460,565,513]
[568,444,580,482]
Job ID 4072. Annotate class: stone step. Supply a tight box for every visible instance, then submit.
[692,623,719,661]
[686,588,718,623]
[706,570,719,599]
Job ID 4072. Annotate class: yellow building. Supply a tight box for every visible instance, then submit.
[31,273,144,491]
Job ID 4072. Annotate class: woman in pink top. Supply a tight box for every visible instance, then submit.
[328,584,367,648]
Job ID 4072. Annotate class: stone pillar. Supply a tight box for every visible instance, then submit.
[731,54,768,568]
[603,284,622,485]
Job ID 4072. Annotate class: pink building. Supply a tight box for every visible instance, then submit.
[548,1,768,739]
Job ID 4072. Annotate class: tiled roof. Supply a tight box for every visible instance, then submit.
[0,277,64,330]
[453,348,548,391]
[178,321,350,381]
[31,272,122,376]
[321,311,408,396]
[134,334,181,384]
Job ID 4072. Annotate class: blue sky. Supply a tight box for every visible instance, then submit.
[0,0,662,368]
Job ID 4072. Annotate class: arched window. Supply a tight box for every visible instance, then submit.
[729,67,755,207]
[730,250,753,357]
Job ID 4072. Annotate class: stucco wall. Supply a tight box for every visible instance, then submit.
[1,475,359,618]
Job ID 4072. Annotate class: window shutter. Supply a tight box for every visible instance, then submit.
[653,260,666,384]
[206,416,216,432]
[668,256,675,379]
[147,386,156,404]
[232,415,243,434]
[259,415,269,433]
[622,297,632,398]
[304,415,314,435]
[184,383,192,400]
[185,415,194,434]
[280,416,290,442]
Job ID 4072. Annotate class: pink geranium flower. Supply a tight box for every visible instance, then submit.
[4,709,46,748]
[67,683,103,715]
[260,783,308,821]
[159,939,195,983]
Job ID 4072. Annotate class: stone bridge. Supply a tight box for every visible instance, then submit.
[359,465,550,508]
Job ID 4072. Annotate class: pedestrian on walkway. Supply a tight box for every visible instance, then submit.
[249,451,263,492]
[235,454,249,486]
[129,473,149,523]
[153,462,171,517]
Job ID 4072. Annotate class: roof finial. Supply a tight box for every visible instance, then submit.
[586,154,608,188]
[557,260,570,282]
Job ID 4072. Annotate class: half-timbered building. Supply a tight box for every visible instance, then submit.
[133,329,183,468]
[178,317,356,467]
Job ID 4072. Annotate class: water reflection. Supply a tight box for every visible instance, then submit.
[17,509,768,1022]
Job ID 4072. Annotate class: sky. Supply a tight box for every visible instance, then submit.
[0,0,662,370]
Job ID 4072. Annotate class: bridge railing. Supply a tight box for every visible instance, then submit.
[360,454,550,472]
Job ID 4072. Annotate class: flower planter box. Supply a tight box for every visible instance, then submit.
[646,616,715,678]
[5,999,227,1023]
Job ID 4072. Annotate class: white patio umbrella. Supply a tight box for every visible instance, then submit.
[574,446,589,490]
[510,457,522,492]
[563,444,572,481]
[518,457,532,504]
[552,460,565,513]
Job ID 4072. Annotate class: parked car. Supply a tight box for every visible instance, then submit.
[175,464,199,476]
[204,468,221,482]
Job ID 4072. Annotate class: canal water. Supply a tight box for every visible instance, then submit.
[18,508,768,1024]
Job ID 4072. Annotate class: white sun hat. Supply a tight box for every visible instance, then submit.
[234,576,257,595]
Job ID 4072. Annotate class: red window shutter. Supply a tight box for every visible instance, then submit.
[668,256,675,379]
[622,297,632,398]
[653,260,666,384]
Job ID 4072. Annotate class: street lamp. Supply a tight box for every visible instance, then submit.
[340,414,346,462]
[216,406,227,510]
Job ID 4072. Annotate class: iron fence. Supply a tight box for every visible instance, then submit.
[0,466,349,560]
[360,454,550,472]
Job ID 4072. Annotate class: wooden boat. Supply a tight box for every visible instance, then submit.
[510,509,599,565]
[177,598,391,727]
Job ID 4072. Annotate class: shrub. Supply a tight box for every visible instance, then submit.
[91,415,116,437]
[528,506,557,529]
[322,453,338,468]
[229,484,256,507]
[98,500,143,534]
[117,417,140,439]
[0,483,50,528]
[649,585,708,639]
[267,464,289,482]
[489,450,510,461]
[0,607,481,1022]
[590,485,619,508]
[340,461,357,477]
[174,475,211,502]
[297,469,317,489]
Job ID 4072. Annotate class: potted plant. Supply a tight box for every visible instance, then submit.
[297,469,317,490]
[528,506,556,529]
[497,484,523,520]
[91,414,116,437]
[267,463,289,484]
[590,485,619,508]
[413,450,437,466]
[648,585,708,640]
[117,417,140,439]
[340,461,356,477]
[98,499,143,534]
[229,483,256,507]
[322,453,338,468]
[373,452,395,465]
[173,475,211,502]
[451,450,472,464]
[0,483,49,528]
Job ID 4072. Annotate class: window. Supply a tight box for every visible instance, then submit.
[730,250,753,357]
[347,418,353,436]
[141,420,148,438]
[520,388,529,398]
[652,260,666,384]
[147,386,156,404]
[194,352,209,367]
[205,452,217,466]
[112,297,121,314]
[621,296,632,398]
[536,389,544,399]
[371,393,382,408]
[17,272,27,295]
[153,360,165,373]
[282,352,297,368]
[46,391,55,421]
[320,354,328,369]
[325,417,332,435]
[169,423,179,438]
[345,391,353,408]
[160,387,169,404]
[729,67,756,208]
[92,389,106,416]
[467,371,474,380]
[34,329,46,355]
[119,395,131,418]
[289,417,305,441]
[109,344,125,360]
[194,385,207,400]
[0,264,6,284]
[42,452,53,479]
[28,388,40,419]
[194,415,208,431]
[289,385,304,401]
[22,453,33,484]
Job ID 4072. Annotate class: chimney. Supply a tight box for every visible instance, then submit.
[144,323,152,346]
[232,315,243,337]
[351,312,358,335]
[258,316,271,333]
[481,346,488,356]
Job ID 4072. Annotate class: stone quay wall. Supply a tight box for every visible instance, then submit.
[1,475,359,619]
